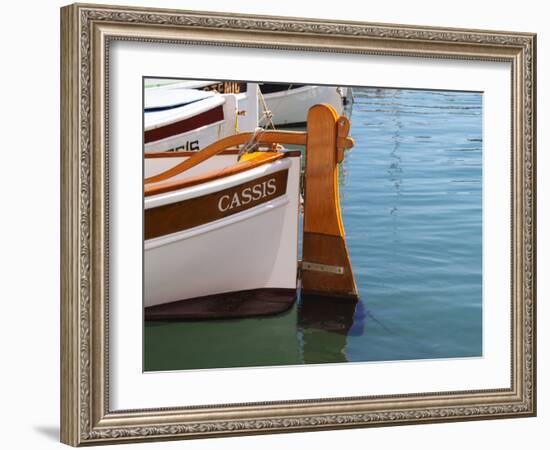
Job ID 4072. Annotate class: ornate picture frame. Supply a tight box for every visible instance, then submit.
[60,3,536,446]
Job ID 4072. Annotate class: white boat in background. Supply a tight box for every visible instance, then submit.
[144,84,259,153]
[254,84,346,127]
[144,87,236,152]
[188,81,348,127]
[146,79,350,128]
[146,79,240,92]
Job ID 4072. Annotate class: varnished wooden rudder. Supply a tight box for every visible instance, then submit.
[302,104,359,299]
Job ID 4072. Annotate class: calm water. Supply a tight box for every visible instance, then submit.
[144,87,483,371]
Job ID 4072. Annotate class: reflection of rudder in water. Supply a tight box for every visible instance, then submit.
[297,294,358,364]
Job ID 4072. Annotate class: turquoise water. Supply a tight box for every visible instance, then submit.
[144,87,483,371]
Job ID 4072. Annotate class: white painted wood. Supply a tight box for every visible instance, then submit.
[144,86,215,110]
[144,156,301,307]
[254,85,345,126]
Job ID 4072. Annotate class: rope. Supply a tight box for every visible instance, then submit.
[238,127,265,161]
[257,85,276,130]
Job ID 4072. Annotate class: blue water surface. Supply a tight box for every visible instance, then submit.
[341,88,482,362]
[144,87,483,371]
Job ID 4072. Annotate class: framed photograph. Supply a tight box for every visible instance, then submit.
[60,3,536,446]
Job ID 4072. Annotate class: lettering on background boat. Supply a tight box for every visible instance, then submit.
[201,81,242,94]
[145,148,243,158]
[223,82,241,94]
[145,170,288,240]
[168,140,200,152]
[301,104,359,300]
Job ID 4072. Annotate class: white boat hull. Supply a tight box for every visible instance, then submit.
[256,85,345,126]
[144,120,231,153]
[144,156,300,308]
[144,94,238,153]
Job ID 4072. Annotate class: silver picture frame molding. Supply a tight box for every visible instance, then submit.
[60,3,536,446]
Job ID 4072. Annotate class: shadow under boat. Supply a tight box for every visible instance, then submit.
[145,288,297,321]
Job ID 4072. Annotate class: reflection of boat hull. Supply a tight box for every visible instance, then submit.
[144,155,301,310]
[144,295,301,370]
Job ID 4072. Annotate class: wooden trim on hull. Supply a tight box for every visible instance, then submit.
[144,148,302,158]
[145,152,286,196]
[145,148,242,157]
[144,288,297,320]
[145,169,288,240]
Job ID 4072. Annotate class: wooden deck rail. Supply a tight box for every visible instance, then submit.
[144,130,306,184]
